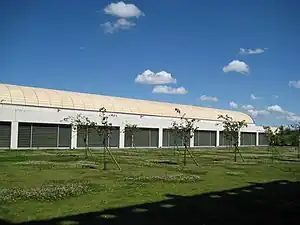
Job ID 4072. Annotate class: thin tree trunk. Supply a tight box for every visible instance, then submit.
[234,146,237,162]
[103,138,107,170]
[184,144,187,166]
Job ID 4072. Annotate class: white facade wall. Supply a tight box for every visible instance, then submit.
[0,104,267,149]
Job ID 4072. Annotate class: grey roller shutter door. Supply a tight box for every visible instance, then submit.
[210,132,217,146]
[125,127,157,148]
[0,122,11,148]
[150,128,159,147]
[58,125,71,147]
[78,126,120,148]
[32,123,58,148]
[124,127,133,147]
[259,133,269,145]
[162,129,169,146]
[134,128,150,147]
[88,127,102,147]
[18,123,31,148]
[109,127,120,147]
[194,131,216,146]
[219,131,230,146]
[163,129,180,147]
[251,133,257,145]
[162,129,189,147]
[241,132,257,146]
[77,127,87,147]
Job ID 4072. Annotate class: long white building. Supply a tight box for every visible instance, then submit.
[0,83,269,149]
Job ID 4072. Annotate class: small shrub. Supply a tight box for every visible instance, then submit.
[0,181,92,203]
[123,174,201,183]
[226,171,244,176]
[14,160,99,169]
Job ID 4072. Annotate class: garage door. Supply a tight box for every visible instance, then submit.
[0,122,11,148]
[241,132,256,146]
[32,123,58,148]
[125,128,158,147]
[194,130,216,146]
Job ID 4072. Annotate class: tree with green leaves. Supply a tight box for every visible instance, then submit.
[169,127,182,157]
[171,108,199,166]
[64,107,120,170]
[93,107,121,170]
[263,126,282,161]
[290,123,300,159]
[123,122,138,149]
[63,114,96,159]
[217,114,248,162]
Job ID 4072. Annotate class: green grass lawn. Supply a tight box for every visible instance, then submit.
[0,147,299,224]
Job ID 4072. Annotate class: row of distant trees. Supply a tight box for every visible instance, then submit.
[264,125,300,147]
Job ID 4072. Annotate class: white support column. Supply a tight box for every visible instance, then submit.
[10,121,18,149]
[216,130,220,147]
[190,131,194,148]
[71,126,77,149]
[119,125,125,148]
[238,131,241,147]
[158,127,163,148]
[256,132,259,146]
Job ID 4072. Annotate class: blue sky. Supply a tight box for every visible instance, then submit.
[1,0,300,126]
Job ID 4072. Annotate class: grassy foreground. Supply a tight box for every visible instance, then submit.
[0,147,299,224]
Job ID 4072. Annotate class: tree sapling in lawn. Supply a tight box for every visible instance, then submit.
[218,114,248,162]
[171,108,199,166]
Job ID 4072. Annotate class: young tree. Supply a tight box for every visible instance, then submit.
[94,107,121,170]
[123,122,138,149]
[263,126,282,161]
[290,123,300,159]
[217,114,248,162]
[169,127,182,157]
[63,114,96,159]
[171,108,199,166]
[64,108,120,170]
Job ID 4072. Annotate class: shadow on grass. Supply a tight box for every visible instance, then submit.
[1,180,299,225]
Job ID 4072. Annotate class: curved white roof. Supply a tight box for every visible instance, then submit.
[0,83,254,123]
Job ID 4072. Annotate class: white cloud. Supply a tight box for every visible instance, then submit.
[247,109,270,117]
[223,60,249,74]
[239,48,266,55]
[229,101,238,109]
[152,86,187,95]
[250,94,262,100]
[286,115,300,122]
[289,80,300,88]
[101,18,135,34]
[267,105,285,113]
[199,95,218,102]
[265,104,300,122]
[272,95,279,99]
[104,1,143,18]
[241,104,254,110]
[135,70,177,85]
